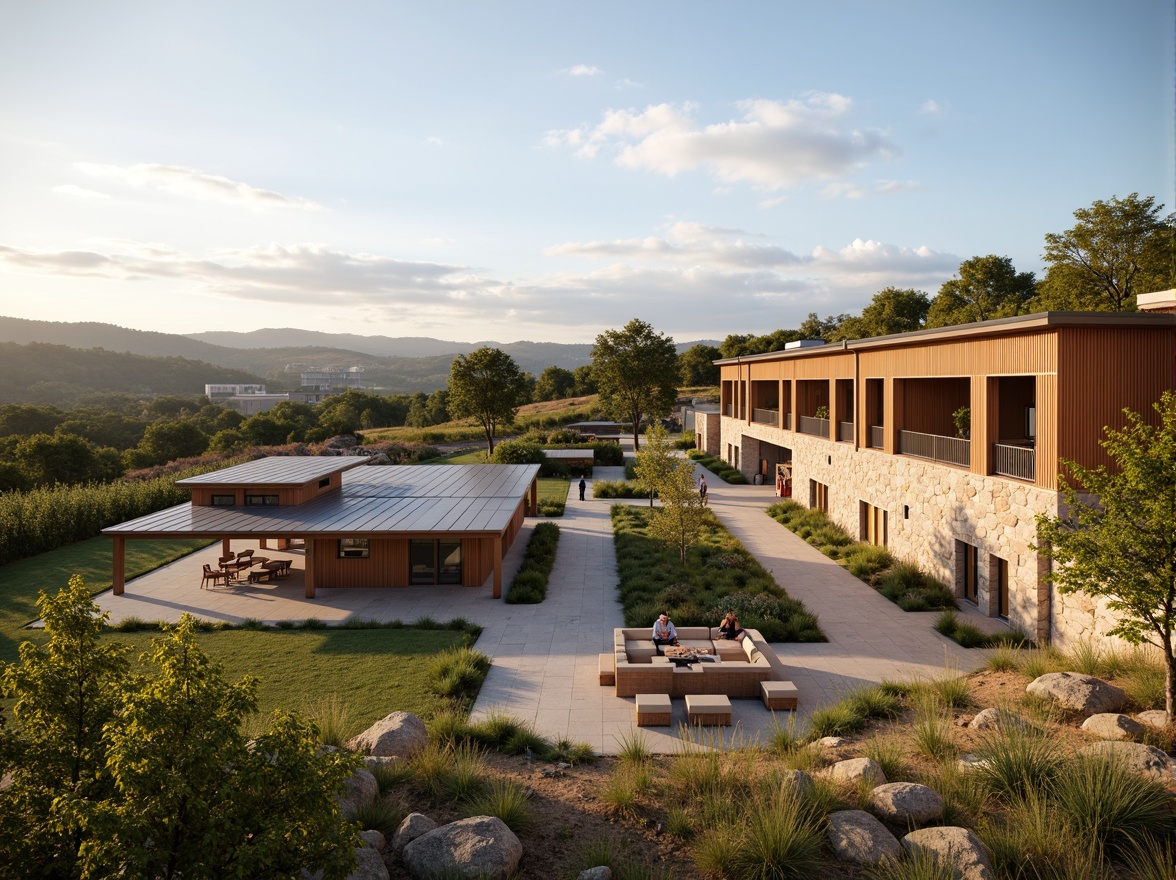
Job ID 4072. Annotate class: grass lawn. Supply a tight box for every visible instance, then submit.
[0,536,214,663]
[107,627,466,737]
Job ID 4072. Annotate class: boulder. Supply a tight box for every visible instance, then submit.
[868,782,944,826]
[827,757,886,787]
[1025,672,1126,716]
[392,813,439,855]
[815,736,848,749]
[347,711,428,758]
[576,869,612,880]
[902,827,994,880]
[969,708,1030,732]
[337,768,378,820]
[359,830,386,851]
[826,810,901,865]
[1078,741,1175,782]
[957,754,989,773]
[349,845,390,880]
[1134,710,1173,730]
[402,816,523,880]
[775,769,814,800]
[1081,713,1146,741]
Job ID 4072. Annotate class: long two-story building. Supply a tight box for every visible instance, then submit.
[697,311,1176,647]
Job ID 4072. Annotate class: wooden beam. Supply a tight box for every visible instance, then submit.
[305,539,316,598]
[492,537,503,599]
[112,536,125,596]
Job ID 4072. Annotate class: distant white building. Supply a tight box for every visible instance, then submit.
[205,383,267,399]
[300,367,364,391]
[205,383,289,416]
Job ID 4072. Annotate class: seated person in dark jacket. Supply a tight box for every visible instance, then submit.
[718,611,744,640]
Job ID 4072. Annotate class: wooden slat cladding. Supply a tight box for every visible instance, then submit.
[899,378,970,436]
[310,537,408,588]
[1056,327,1176,475]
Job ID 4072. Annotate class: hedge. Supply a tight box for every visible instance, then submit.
[505,522,561,604]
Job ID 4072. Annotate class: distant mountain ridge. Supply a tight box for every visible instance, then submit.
[0,316,720,395]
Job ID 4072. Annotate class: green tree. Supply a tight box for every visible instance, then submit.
[12,433,122,486]
[571,364,597,396]
[632,424,677,507]
[591,319,678,451]
[925,255,1036,327]
[832,287,930,340]
[678,344,721,386]
[448,347,530,455]
[1038,193,1172,312]
[798,312,849,342]
[129,419,210,468]
[647,457,705,564]
[534,366,576,402]
[81,617,359,879]
[0,576,130,877]
[424,388,449,425]
[1035,391,1176,720]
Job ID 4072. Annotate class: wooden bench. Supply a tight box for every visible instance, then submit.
[760,680,799,710]
[685,694,731,726]
[598,653,615,686]
[635,693,672,727]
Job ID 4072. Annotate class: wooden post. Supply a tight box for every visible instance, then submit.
[529,478,538,516]
[112,536,125,596]
[222,537,232,557]
[259,538,268,549]
[305,539,315,598]
[492,538,503,599]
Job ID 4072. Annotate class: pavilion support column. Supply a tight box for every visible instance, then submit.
[112,536,126,596]
[305,539,316,598]
[529,478,537,516]
[222,537,232,557]
[492,538,503,599]
[259,538,268,549]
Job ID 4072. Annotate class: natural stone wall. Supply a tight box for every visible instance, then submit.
[695,412,721,456]
[717,417,1115,646]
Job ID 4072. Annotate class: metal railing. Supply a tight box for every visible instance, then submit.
[899,430,970,466]
[797,415,830,438]
[869,425,884,449]
[993,442,1035,481]
[837,421,855,442]
[752,407,779,425]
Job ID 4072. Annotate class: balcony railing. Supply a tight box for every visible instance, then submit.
[993,442,1036,482]
[752,407,779,426]
[837,421,855,443]
[899,430,970,467]
[797,415,830,438]
[869,425,884,449]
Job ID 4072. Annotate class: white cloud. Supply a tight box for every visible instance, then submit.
[74,162,322,210]
[820,179,920,200]
[545,93,898,191]
[565,64,602,77]
[423,136,445,146]
[51,184,109,199]
[919,99,945,116]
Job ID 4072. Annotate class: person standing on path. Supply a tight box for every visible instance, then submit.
[578,476,586,501]
[698,475,708,506]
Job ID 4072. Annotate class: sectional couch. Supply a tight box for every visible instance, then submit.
[612,626,787,698]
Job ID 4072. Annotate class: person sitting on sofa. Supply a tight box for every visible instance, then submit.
[652,613,679,653]
[718,611,744,640]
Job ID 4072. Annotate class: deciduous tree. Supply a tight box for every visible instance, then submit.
[534,366,576,402]
[647,458,705,564]
[591,319,678,451]
[1035,391,1176,720]
[1038,193,1172,311]
[926,255,1035,327]
[633,424,676,507]
[678,344,721,386]
[448,347,529,455]
[832,287,930,340]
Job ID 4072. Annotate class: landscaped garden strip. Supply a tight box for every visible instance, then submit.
[505,522,561,603]
[767,500,956,612]
[685,449,749,483]
[611,503,824,641]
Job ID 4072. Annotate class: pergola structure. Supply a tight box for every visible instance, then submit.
[103,457,541,599]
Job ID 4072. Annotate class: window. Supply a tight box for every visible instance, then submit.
[245,494,279,506]
[1025,405,1036,441]
[957,541,979,604]
[338,538,370,559]
[861,502,887,547]
[992,556,1009,618]
[318,478,331,489]
[811,480,829,513]
[410,539,463,585]
[210,494,235,506]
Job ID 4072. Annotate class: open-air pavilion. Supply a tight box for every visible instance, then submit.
[102,457,541,599]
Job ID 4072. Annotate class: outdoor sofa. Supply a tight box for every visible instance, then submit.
[612,626,786,698]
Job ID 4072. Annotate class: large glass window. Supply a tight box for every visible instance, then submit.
[411,539,463,585]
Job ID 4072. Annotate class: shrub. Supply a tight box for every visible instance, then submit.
[490,439,545,465]
[593,480,646,499]
[505,522,560,604]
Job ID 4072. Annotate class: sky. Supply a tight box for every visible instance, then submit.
[0,1,1171,346]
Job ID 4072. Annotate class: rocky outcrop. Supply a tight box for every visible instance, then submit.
[1025,673,1126,715]
[1078,741,1176,782]
[1081,713,1145,741]
[392,813,439,856]
[826,810,901,865]
[347,711,428,758]
[868,782,944,826]
[402,816,523,880]
[827,757,886,787]
[902,827,993,880]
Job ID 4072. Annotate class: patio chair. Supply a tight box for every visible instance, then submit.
[202,564,229,589]
[235,549,256,567]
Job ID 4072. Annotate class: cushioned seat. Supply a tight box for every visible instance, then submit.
[635,693,672,726]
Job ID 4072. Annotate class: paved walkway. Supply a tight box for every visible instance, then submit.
[90,455,1004,755]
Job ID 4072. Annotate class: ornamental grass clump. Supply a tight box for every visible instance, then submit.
[464,779,532,832]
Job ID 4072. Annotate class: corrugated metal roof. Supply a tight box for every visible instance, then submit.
[176,456,365,486]
[106,462,541,538]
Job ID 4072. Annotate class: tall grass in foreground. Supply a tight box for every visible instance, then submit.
[692,793,824,880]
